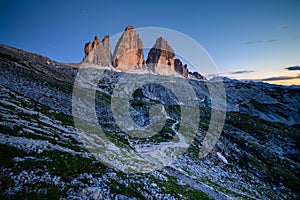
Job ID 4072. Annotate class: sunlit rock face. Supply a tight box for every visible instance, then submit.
[146,37,176,76]
[81,25,208,81]
[83,35,112,67]
[112,25,144,71]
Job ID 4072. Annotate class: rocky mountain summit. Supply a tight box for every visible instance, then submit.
[174,58,189,78]
[146,37,176,75]
[83,25,197,78]
[112,25,144,71]
[83,35,112,66]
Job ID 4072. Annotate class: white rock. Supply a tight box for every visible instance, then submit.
[217,152,229,164]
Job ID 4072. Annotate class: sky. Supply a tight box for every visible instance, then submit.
[1,0,300,85]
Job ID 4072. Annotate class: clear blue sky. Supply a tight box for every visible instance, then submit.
[1,0,300,85]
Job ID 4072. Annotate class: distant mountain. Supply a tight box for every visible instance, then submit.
[0,39,299,200]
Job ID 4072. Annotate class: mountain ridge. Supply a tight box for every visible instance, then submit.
[0,42,299,126]
[82,25,205,79]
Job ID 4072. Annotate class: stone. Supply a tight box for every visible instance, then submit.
[81,25,204,79]
[92,35,100,48]
[125,25,134,31]
[112,25,144,71]
[189,71,205,80]
[174,58,189,78]
[182,65,188,78]
[83,35,112,67]
[84,42,93,56]
[146,37,175,76]
[103,35,109,40]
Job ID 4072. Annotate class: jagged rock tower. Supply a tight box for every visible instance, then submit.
[174,59,189,78]
[81,25,206,79]
[83,35,112,67]
[146,37,176,76]
[112,25,144,71]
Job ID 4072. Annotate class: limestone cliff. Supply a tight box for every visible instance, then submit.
[81,25,205,80]
[146,37,175,76]
[83,35,112,67]
[174,58,189,78]
[112,25,144,71]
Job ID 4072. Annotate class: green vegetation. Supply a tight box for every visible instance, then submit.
[150,173,212,200]
[249,99,270,113]
[0,184,63,200]
[1,82,299,199]
[224,111,300,194]
[110,179,146,199]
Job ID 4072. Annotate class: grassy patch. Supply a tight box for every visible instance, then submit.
[40,151,106,181]
[110,179,146,199]
[0,183,63,200]
[249,99,270,113]
[149,173,212,200]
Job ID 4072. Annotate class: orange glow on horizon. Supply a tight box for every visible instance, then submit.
[230,71,300,86]
[264,78,300,86]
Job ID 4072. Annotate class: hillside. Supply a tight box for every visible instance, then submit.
[0,43,300,199]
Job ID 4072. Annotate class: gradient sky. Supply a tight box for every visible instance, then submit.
[1,0,300,85]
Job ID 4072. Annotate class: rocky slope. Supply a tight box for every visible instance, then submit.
[0,43,300,199]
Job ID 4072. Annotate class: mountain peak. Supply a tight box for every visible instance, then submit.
[125,25,135,31]
[83,35,112,67]
[81,25,202,80]
[146,37,176,75]
[112,25,144,71]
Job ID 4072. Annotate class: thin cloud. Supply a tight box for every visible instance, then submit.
[254,74,300,82]
[280,25,289,30]
[243,40,263,45]
[229,70,254,75]
[243,39,279,45]
[267,39,279,43]
[285,65,300,71]
[207,70,254,77]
